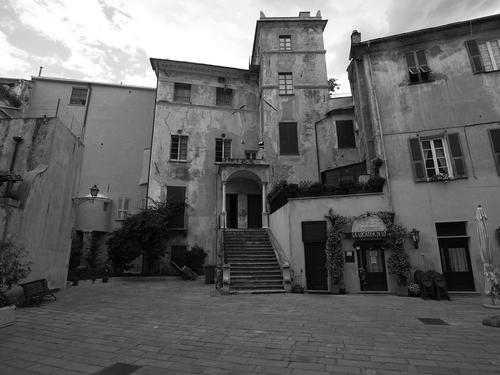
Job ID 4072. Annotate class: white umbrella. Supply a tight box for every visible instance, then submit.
[475,205,498,303]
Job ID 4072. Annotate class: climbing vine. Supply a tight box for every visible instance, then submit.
[325,209,348,289]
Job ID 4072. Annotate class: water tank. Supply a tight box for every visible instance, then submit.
[74,193,112,232]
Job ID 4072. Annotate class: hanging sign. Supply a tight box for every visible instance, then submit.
[351,214,387,239]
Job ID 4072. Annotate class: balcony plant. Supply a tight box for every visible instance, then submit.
[0,240,31,328]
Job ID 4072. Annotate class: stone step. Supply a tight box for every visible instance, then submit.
[231,284,284,290]
[230,263,280,267]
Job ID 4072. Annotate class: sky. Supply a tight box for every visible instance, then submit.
[1,0,500,94]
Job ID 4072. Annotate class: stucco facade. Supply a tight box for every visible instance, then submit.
[0,118,84,289]
[349,14,500,293]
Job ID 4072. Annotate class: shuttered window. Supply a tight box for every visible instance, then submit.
[167,186,186,228]
[336,120,356,148]
[405,50,432,83]
[488,128,500,175]
[215,138,232,162]
[465,39,500,73]
[173,83,191,103]
[216,88,233,106]
[279,122,299,155]
[117,197,130,220]
[408,134,467,182]
[170,135,188,161]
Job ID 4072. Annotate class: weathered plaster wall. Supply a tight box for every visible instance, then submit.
[149,67,260,261]
[352,20,500,293]
[0,118,83,288]
[257,21,329,184]
[269,193,391,293]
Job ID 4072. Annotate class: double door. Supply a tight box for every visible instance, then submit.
[439,238,475,291]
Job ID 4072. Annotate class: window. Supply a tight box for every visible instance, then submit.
[405,50,432,83]
[408,133,467,182]
[69,88,88,105]
[488,128,500,175]
[245,150,257,160]
[278,73,293,95]
[279,35,292,51]
[336,120,356,148]
[173,83,191,103]
[465,39,500,73]
[117,197,129,220]
[167,186,186,228]
[215,138,232,162]
[216,87,233,107]
[279,122,299,155]
[170,135,188,161]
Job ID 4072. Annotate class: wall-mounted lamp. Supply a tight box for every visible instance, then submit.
[409,228,420,249]
[90,185,99,203]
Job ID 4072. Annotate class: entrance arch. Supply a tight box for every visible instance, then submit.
[220,168,269,229]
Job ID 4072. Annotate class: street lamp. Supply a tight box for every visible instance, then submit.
[409,228,420,249]
[90,185,99,203]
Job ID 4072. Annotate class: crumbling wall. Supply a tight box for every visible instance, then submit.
[0,118,84,288]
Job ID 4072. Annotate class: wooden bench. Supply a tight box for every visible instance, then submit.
[20,279,60,305]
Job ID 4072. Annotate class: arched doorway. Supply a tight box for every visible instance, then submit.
[225,170,262,229]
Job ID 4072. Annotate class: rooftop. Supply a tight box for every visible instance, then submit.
[32,76,155,91]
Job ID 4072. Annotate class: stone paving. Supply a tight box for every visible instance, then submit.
[1,278,500,375]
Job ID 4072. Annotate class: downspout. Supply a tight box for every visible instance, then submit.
[365,54,393,211]
[80,83,92,142]
[314,120,322,182]
[146,62,160,208]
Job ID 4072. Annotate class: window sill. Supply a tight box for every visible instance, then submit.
[279,93,295,96]
[173,100,191,104]
[279,153,300,156]
[473,69,500,75]
[169,159,188,163]
[416,176,467,183]
[68,103,86,106]
[408,79,435,86]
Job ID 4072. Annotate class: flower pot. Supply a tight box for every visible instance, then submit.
[396,284,408,296]
[0,305,16,328]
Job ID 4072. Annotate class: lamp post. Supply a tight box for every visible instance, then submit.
[409,228,420,249]
[90,185,99,203]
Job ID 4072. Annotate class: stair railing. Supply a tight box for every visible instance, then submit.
[266,228,292,292]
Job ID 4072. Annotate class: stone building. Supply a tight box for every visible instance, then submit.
[347,13,500,292]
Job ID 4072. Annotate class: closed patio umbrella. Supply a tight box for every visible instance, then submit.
[475,205,498,304]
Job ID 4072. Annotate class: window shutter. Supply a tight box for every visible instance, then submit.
[408,137,427,181]
[446,133,467,178]
[465,40,485,73]
[215,138,223,162]
[223,139,231,159]
[123,198,129,212]
[488,128,500,176]
[279,122,298,155]
[336,120,356,148]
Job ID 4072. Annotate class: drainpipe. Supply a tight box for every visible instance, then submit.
[80,83,92,142]
[313,120,322,182]
[365,55,393,211]
[4,136,23,197]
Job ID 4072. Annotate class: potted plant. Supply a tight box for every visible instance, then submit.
[0,240,31,328]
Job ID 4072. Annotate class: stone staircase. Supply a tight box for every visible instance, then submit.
[224,229,285,293]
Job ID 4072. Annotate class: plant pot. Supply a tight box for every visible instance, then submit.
[0,305,16,328]
[396,284,408,296]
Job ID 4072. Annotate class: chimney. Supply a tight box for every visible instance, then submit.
[351,30,361,44]
[299,11,310,18]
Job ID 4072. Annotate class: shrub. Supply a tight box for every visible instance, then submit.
[0,240,31,307]
[185,245,208,274]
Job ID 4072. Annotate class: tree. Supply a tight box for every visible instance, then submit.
[106,201,184,275]
[328,78,340,95]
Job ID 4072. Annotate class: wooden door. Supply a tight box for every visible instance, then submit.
[247,194,262,228]
[358,244,388,291]
[302,221,327,291]
[226,194,238,229]
[439,238,475,291]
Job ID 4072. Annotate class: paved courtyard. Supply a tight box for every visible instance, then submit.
[1,278,500,375]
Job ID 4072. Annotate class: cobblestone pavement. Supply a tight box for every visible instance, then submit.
[1,278,500,375]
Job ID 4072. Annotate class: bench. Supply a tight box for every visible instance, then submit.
[20,279,60,305]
